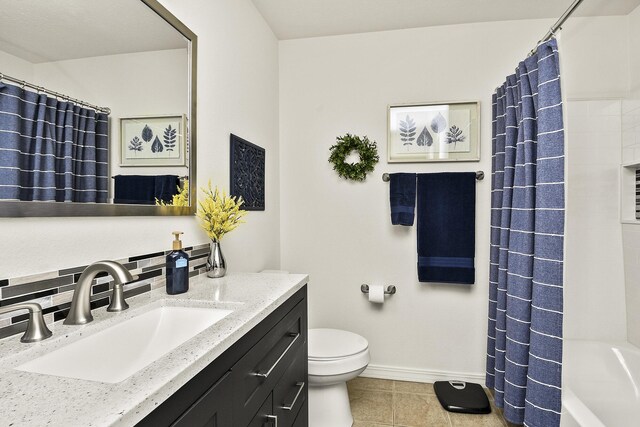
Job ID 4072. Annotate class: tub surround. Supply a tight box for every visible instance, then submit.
[621,99,640,348]
[0,272,308,426]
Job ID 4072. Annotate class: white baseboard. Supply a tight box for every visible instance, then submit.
[360,364,485,385]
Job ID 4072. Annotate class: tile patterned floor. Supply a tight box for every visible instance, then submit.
[347,377,510,427]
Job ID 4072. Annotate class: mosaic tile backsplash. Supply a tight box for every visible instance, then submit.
[0,243,211,340]
[636,169,640,219]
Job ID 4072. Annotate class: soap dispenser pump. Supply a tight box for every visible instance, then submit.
[166,231,189,295]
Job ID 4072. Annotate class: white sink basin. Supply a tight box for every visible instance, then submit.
[16,306,232,383]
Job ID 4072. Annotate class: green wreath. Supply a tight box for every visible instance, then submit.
[328,134,379,181]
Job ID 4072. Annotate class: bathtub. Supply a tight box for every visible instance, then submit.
[561,340,640,426]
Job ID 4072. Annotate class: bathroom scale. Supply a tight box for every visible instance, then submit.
[433,381,491,414]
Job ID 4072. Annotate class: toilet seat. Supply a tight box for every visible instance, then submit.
[309,328,369,360]
[308,329,370,377]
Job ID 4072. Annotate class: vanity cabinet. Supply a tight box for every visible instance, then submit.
[233,293,306,426]
[137,285,308,427]
[247,394,274,427]
[171,371,233,427]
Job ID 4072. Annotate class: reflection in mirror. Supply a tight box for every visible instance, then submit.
[0,0,196,215]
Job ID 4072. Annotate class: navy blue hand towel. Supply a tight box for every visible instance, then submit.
[389,173,416,226]
[417,173,476,284]
[154,175,181,204]
[114,175,179,205]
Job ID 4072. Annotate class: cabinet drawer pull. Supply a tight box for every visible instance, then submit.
[265,414,278,427]
[252,332,300,379]
[280,381,305,411]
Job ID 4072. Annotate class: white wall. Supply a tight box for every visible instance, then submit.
[560,17,629,99]
[0,50,34,80]
[629,5,640,97]
[279,16,628,378]
[1,0,280,278]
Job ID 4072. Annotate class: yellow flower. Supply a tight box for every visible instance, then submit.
[155,179,190,207]
[197,181,247,241]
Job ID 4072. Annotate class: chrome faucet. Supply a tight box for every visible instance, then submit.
[0,303,53,343]
[64,261,136,325]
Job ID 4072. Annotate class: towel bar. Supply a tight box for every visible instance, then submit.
[111,174,188,179]
[382,171,484,182]
[360,284,397,295]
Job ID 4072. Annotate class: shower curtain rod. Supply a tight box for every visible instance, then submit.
[0,71,111,114]
[530,0,584,55]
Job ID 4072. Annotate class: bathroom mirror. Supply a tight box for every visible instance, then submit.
[0,0,197,216]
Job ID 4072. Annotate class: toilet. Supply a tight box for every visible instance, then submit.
[259,272,370,426]
[308,328,370,427]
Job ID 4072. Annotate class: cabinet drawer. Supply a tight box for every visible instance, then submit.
[291,399,308,427]
[171,371,233,427]
[273,350,307,427]
[247,393,273,427]
[233,299,307,427]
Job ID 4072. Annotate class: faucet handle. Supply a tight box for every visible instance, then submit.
[106,274,138,312]
[107,283,129,312]
[0,303,52,343]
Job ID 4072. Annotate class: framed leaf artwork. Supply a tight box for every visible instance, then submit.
[120,115,187,166]
[387,101,480,163]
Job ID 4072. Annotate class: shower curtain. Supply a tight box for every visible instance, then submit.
[0,81,109,202]
[486,39,565,427]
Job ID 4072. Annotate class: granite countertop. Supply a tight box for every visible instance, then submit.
[0,272,308,427]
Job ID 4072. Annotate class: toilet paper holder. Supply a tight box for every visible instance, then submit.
[361,284,397,295]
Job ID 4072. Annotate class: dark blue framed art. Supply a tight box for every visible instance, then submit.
[230,134,265,211]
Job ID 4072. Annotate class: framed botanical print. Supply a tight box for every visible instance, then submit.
[388,101,480,163]
[120,115,187,166]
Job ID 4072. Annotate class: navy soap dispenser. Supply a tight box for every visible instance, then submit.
[166,231,189,295]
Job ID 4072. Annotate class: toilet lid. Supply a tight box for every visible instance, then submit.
[308,328,369,360]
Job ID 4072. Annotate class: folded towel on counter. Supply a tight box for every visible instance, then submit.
[113,175,179,205]
[389,173,417,226]
[417,172,476,284]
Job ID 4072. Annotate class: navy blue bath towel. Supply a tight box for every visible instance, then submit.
[389,173,417,226]
[114,175,179,205]
[417,173,476,284]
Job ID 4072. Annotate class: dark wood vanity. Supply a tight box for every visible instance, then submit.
[137,286,308,427]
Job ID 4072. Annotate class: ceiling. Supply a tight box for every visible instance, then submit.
[251,0,640,40]
[0,0,187,64]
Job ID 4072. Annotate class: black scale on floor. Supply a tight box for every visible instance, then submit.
[433,381,492,414]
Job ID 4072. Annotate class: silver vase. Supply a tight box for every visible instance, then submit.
[206,240,226,278]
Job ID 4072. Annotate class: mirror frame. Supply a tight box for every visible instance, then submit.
[0,0,197,217]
